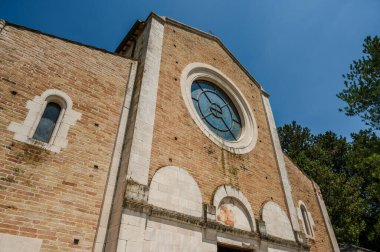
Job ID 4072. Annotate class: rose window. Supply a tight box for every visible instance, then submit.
[191,80,242,141]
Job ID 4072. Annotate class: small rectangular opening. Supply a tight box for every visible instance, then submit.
[217,243,253,252]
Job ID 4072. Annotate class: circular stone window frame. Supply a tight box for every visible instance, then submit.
[181,62,258,154]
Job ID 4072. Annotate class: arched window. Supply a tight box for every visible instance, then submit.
[8,89,81,153]
[301,204,313,236]
[33,102,62,143]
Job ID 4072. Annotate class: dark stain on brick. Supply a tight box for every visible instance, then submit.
[62,181,77,187]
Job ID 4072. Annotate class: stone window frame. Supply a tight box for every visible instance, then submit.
[181,62,258,154]
[297,200,315,239]
[8,89,81,153]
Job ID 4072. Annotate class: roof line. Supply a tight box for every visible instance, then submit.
[114,19,144,53]
[283,153,319,187]
[114,12,165,54]
[163,16,268,95]
[114,12,270,96]
[1,19,134,60]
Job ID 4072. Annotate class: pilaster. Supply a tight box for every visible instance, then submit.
[261,92,301,233]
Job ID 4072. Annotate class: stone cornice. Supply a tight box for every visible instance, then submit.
[124,197,309,250]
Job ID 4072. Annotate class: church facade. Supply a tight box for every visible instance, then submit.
[0,13,339,252]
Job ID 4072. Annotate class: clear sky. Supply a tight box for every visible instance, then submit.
[1,0,379,138]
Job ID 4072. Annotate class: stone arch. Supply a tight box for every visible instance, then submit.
[39,89,73,110]
[213,185,256,232]
[148,166,203,217]
[261,201,295,241]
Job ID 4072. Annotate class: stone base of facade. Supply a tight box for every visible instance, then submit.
[113,191,309,252]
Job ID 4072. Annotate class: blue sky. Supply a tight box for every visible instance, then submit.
[1,0,379,138]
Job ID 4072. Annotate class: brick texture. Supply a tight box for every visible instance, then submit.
[149,23,289,221]
[285,156,334,252]
[0,25,134,251]
[0,17,337,252]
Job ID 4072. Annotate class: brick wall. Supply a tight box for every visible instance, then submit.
[0,24,134,251]
[0,15,338,252]
[148,22,289,222]
[285,156,334,252]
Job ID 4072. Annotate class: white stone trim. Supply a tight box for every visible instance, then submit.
[93,62,138,252]
[148,166,203,217]
[213,185,256,232]
[126,16,164,185]
[0,233,42,252]
[297,200,315,239]
[7,89,81,153]
[312,182,340,252]
[261,94,300,232]
[181,62,258,154]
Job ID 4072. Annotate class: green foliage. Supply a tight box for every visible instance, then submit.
[278,122,379,250]
[346,130,380,249]
[337,36,380,130]
[277,121,312,160]
[278,35,380,250]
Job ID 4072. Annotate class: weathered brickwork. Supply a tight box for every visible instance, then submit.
[149,21,289,223]
[0,13,339,252]
[0,24,134,251]
[285,156,334,252]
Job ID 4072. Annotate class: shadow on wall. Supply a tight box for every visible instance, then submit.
[340,244,375,252]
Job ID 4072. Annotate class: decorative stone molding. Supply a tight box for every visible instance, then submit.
[264,234,309,251]
[7,89,81,153]
[181,62,258,154]
[125,197,257,238]
[126,179,149,203]
[204,203,216,221]
[123,197,309,250]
